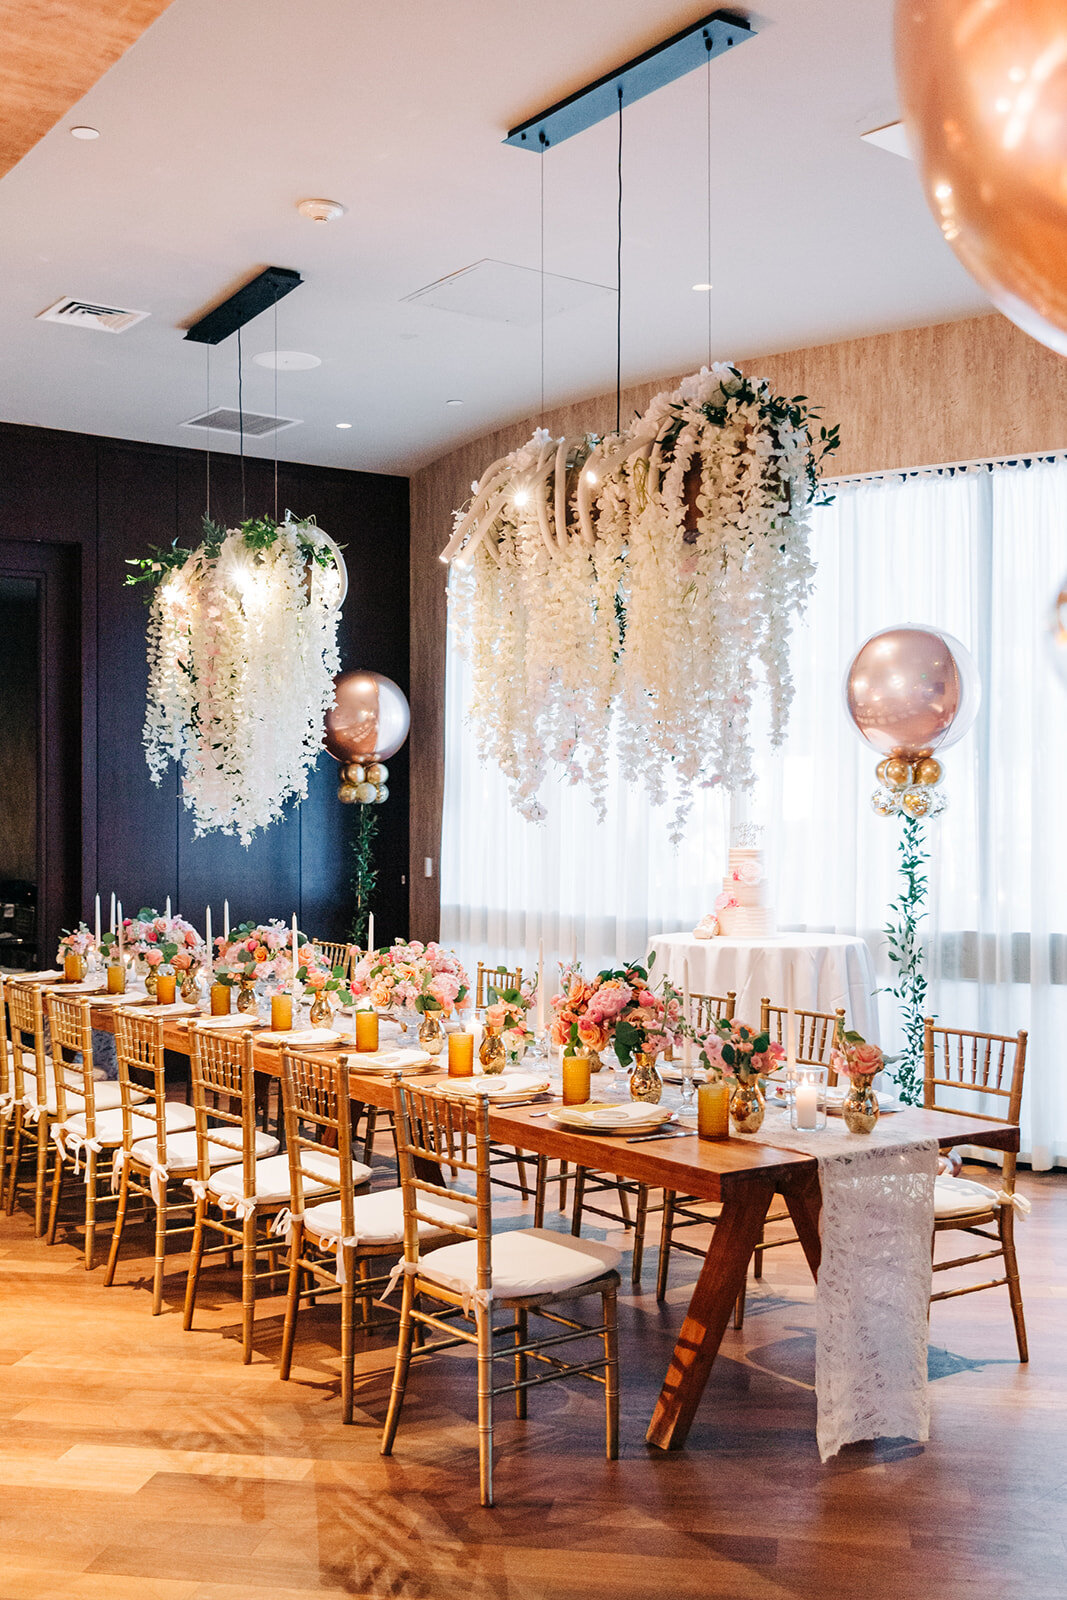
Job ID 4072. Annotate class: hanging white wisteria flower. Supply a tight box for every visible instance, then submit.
[444,365,839,838]
[129,512,346,845]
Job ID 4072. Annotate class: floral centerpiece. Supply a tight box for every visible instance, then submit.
[484,980,535,1062]
[830,1027,884,1134]
[693,1015,786,1134]
[350,939,469,1017]
[551,957,679,1066]
[214,921,353,996]
[56,923,97,962]
[111,909,205,975]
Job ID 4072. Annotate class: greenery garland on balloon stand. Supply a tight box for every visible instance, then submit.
[882,815,930,1106]
[348,794,380,948]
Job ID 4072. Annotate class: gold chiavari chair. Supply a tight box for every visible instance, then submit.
[44,992,136,1269]
[313,939,355,981]
[0,978,14,1209]
[926,1019,1029,1361]
[4,979,66,1230]
[382,1081,621,1507]
[655,992,797,1312]
[277,1050,464,1421]
[474,962,523,1012]
[104,1009,209,1312]
[761,999,846,1082]
[568,992,738,1289]
[182,1025,285,1362]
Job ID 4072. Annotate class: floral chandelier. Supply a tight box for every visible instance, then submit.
[443,363,839,839]
[129,512,346,845]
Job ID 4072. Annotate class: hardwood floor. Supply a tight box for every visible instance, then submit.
[0,1160,1063,1600]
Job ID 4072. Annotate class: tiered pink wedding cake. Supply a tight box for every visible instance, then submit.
[715,844,776,939]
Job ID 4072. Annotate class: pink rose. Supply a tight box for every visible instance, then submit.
[848,1041,884,1076]
[145,949,163,967]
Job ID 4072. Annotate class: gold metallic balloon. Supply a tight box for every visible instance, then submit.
[844,626,980,754]
[374,783,389,804]
[914,756,943,786]
[902,787,933,819]
[344,762,366,785]
[324,671,410,763]
[897,1,1067,355]
[883,756,913,790]
[338,782,360,804]
[353,780,377,804]
[365,762,388,785]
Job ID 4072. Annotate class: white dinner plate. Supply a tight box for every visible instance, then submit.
[547,1102,675,1134]
[439,1072,550,1102]
[193,1013,267,1030]
[342,1047,434,1074]
[826,1087,902,1115]
[86,993,155,1009]
[257,1027,351,1049]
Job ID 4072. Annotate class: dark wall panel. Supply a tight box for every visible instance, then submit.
[0,422,409,949]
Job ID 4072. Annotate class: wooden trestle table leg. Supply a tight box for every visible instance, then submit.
[646,1175,777,1451]
[782,1166,823,1278]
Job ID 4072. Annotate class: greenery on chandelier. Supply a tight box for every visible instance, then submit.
[125,511,337,592]
[883,815,930,1106]
[348,803,379,947]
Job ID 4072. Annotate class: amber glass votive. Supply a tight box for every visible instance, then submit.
[355,1010,380,1052]
[64,951,84,983]
[155,972,177,1005]
[561,1053,591,1106]
[697,1079,730,1139]
[106,963,126,995]
[271,993,293,1033]
[210,982,231,1015]
[447,1030,474,1076]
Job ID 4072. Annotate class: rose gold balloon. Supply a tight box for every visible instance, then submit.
[897,0,1067,354]
[844,626,980,756]
[324,671,410,763]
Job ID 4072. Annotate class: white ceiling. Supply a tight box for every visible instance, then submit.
[0,0,990,475]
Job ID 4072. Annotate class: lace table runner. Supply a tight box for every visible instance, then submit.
[713,1102,938,1460]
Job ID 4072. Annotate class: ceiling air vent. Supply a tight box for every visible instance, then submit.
[181,407,301,437]
[37,296,150,333]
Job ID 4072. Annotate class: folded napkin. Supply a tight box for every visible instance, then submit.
[195,1013,266,1029]
[559,1102,670,1127]
[258,1027,341,1047]
[143,1001,201,1017]
[9,969,63,982]
[347,1047,433,1071]
[443,1073,551,1099]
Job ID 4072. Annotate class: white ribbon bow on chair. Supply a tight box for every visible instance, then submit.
[996,1190,1032,1216]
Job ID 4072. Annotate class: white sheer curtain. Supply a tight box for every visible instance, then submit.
[441,460,1067,1167]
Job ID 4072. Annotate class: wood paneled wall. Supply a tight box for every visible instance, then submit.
[0,423,409,955]
[409,311,1067,939]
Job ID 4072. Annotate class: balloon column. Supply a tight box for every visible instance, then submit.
[896,0,1067,357]
[843,626,981,818]
[324,671,410,807]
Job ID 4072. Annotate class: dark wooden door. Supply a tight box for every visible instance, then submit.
[0,541,81,962]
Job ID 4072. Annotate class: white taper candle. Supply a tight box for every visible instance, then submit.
[292,915,300,999]
[786,968,797,1072]
[94,894,101,949]
[368,912,375,956]
[205,906,212,977]
[224,900,230,941]
[683,958,693,1069]
[535,938,545,1031]
[110,892,116,936]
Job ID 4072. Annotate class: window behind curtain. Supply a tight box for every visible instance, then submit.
[442,459,1067,1167]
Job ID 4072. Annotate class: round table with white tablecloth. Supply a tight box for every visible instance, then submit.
[648,931,880,1043]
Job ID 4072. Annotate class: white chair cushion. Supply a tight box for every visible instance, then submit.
[416,1226,621,1300]
[934,1175,1001,1218]
[302,1187,474,1249]
[29,1078,134,1117]
[60,1101,196,1149]
[128,1126,278,1173]
[208,1152,373,1209]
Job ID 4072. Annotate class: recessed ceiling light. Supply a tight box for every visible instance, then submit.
[692,282,713,292]
[70,126,100,140]
[297,198,347,224]
[335,422,352,429]
[446,398,464,407]
[252,349,321,371]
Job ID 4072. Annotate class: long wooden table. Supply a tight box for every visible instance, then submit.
[92,1004,1020,1453]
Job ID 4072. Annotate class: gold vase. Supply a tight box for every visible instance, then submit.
[842,1072,880,1134]
[629,1051,662,1104]
[236,975,258,1014]
[730,1078,765,1134]
[478,1025,505,1074]
[418,1009,445,1057]
[144,967,159,997]
[310,989,334,1026]
[582,1043,604,1074]
[180,963,200,1004]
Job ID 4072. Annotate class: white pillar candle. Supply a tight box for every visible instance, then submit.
[94,894,101,948]
[224,900,230,942]
[535,938,545,1031]
[292,915,300,999]
[110,892,116,935]
[795,1075,818,1130]
[682,958,693,1070]
[205,906,213,977]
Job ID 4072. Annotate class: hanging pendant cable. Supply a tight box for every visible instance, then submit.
[703,47,713,368]
[615,84,623,435]
[237,324,247,520]
[204,344,211,522]
[539,132,546,425]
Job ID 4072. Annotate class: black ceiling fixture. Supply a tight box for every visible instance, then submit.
[504,10,756,152]
[184,266,303,345]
